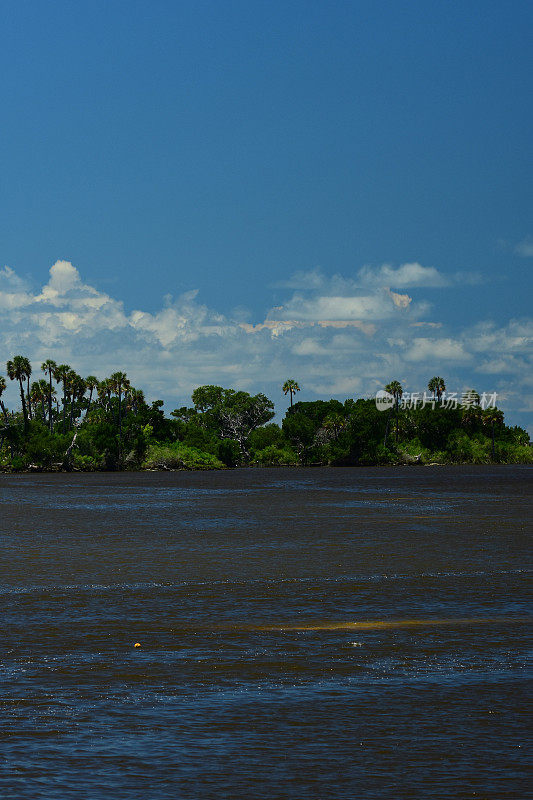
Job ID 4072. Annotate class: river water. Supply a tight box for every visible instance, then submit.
[1,466,531,799]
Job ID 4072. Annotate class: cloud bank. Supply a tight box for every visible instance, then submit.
[0,260,531,432]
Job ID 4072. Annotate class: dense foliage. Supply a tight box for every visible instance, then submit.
[0,357,530,471]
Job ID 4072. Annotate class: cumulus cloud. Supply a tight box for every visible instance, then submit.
[404,337,471,363]
[0,266,33,309]
[357,261,449,288]
[275,261,452,293]
[514,237,533,257]
[268,289,408,322]
[266,268,424,324]
[0,259,531,434]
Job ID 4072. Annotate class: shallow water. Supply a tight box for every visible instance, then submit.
[1,466,531,799]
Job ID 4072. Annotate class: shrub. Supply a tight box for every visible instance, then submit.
[252,445,299,466]
[143,442,225,470]
[217,439,241,467]
[72,453,98,471]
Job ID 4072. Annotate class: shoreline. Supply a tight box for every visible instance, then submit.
[1,460,531,475]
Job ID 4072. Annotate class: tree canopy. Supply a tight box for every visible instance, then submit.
[0,357,530,471]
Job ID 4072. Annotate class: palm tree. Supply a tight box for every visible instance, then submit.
[110,371,130,441]
[127,387,144,414]
[54,364,71,433]
[98,378,114,413]
[41,359,57,433]
[385,380,403,443]
[0,376,8,421]
[428,376,446,402]
[30,380,47,422]
[483,408,504,460]
[85,375,99,411]
[6,356,31,430]
[282,379,300,408]
[24,359,33,419]
[68,372,86,429]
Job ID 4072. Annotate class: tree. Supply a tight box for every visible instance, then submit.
[110,371,130,442]
[68,372,87,429]
[218,391,274,458]
[190,385,274,460]
[30,380,48,422]
[85,376,99,412]
[0,376,8,421]
[54,364,71,433]
[97,378,113,413]
[483,408,504,460]
[7,356,31,431]
[428,376,446,402]
[282,411,316,456]
[41,359,57,433]
[322,412,345,441]
[385,380,403,443]
[191,385,224,413]
[283,379,300,408]
[25,359,33,419]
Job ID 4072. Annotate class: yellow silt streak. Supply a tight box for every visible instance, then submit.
[234,617,530,632]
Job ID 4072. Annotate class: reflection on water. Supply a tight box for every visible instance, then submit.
[0,465,531,799]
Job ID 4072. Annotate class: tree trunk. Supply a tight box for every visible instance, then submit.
[384,409,392,447]
[27,375,32,420]
[19,378,28,431]
[117,389,123,465]
[48,374,53,434]
[63,427,79,468]
[62,384,67,433]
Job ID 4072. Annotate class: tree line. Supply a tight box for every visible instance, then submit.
[0,357,530,471]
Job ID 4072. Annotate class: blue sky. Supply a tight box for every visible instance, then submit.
[0,1,532,429]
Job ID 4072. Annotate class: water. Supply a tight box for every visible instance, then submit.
[1,466,531,799]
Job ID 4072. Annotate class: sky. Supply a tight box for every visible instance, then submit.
[0,0,532,430]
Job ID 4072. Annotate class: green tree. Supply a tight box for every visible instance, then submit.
[30,380,49,422]
[191,385,224,413]
[385,380,403,443]
[322,412,345,440]
[282,379,300,408]
[54,364,71,433]
[428,376,446,402]
[282,411,316,457]
[68,372,87,429]
[7,356,31,431]
[0,375,8,421]
[218,390,274,458]
[85,376,99,412]
[190,385,274,460]
[483,407,504,460]
[41,359,57,433]
[110,371,130,442]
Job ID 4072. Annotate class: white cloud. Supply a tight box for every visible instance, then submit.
[515,237,533,257]
[404,337,471,363]
[0,266,33,309]
[268,290,406,321]
[357,261,449,288]
[0,259,531,434]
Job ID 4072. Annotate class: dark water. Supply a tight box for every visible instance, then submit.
[1,466,531,799]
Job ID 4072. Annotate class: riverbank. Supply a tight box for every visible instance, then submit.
[2,387,531,473]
